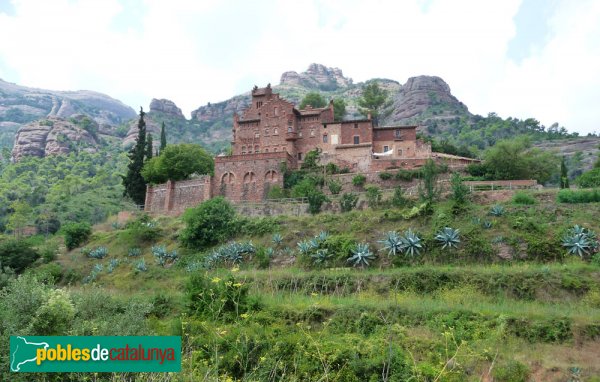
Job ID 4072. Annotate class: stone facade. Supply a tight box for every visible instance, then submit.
[145,85,477,215]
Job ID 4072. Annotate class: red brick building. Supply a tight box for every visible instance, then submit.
[145,85,472,213]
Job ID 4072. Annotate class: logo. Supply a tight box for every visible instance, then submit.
[10,336,181,372]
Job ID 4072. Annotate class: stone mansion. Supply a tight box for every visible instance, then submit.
[144,85,473,214]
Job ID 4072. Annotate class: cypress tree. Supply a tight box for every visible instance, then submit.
[123,107,147,205]
[560,156,569,189]
[146,134,154,160]
[160,121,167,153]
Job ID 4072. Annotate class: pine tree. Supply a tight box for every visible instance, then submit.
[357,81,391,126]
[123,107,148,205]
[146,134,154,160]
[560,156,570,189]
[160,121,167,153]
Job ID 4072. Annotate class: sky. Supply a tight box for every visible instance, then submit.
[0,0,599,134]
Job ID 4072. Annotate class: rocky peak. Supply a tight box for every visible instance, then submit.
[149,98,185,119]
[385,75,469,123]
[12,117,99,161]
[280,63,352,90]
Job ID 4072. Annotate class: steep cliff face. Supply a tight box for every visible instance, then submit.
[384,75,469,125]
[12,117,99,161]
[149,98,185,119]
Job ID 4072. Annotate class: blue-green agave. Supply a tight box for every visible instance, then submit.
[311,249,331,266]
[272,233,283,246]
[347,243,376,267]
[562,233,591,257]
[435,227,460,249]
[378,231,402,257]
[490,205,504,217]
[400,229,423,257]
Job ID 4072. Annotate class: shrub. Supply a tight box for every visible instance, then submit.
[352,174,366,187]
[325,162,339,174]
[395,169,420,181]
[307,190,328,214]
[450,172,470,206]
[526,235,564,262]
[492,360,529,382]
[202,241,256,269]
[63,222,92,250]
[391,186,410,207]
[378,172,393,180]
[186,273,252,319]
[328,179,342,195]
[557,189,600,203]
[576,168,600,188]
[180,197,236,249]
[0,239,40,273]
[124,214,162,243]
[267,185,286,199]
[340,192,359,212]
[512,191,536,205]
[379,231,402,257]
[365,185,382,207]
[237,217,278,236]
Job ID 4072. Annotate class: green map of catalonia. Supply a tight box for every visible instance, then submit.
[10,336,49,371]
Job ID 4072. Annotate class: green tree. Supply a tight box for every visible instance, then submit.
[301,149,320,170]
[123,108,148,205]
[333,98,346,121]
[357,81,391,126]
[450,172,470,206]
[340,192,359,212]
[576,168,600,188]
[142,143,214,184]
[299,92,327,109]
[146,134,154,160]
[365,185,382,207]
[0,240,39,273]
[482,138,558,184]
[180,197,236,249]
[6,200,31,238]
[418,159,441,212]
[62,222,92,250]
[560,156,569,189]
[160,121,167,153]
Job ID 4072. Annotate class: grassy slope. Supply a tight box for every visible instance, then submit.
[51,189,600,381]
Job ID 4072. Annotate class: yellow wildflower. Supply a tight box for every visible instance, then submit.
[240,313,250,319]
[211,277,221,283]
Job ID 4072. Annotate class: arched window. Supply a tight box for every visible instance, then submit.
[265,148,269,153]
[243,172,256,183]
[254,145,259,153]
[273,147,278,152]
[221,172,235,184]
[241,145,246,154]
[265,170,278,182]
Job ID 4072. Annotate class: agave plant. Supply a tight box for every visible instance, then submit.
[571,225,586,235]
[316,231,330,243]
[378,231,402,257]
[272,233,283,246]
[347,243,376,267]
[265,247,275,258]
[135,259,148,272]
[400,229,423,257]
[309,237,321,249]
[482,220,493,229]
[562,233,591,257]
[310,249,331,266]
[88,247,108,259]
[490,205,504,217]
[297,240,313,254]
[107,259,120,273]
[435,227,460,249]
[128,247,142,257]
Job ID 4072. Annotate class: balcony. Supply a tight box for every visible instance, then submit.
[285,131,298,141]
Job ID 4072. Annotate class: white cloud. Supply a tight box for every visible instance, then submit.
[0,0,598,134]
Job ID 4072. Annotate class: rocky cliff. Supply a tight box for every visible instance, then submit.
[12,116,100,161]
[280,63,353,90]
[0,78,136,150]
[149,98,185,119]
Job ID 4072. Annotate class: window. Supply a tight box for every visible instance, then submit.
[398,149,403,156]
[256,101,263,108]
[254,132,260,138]
[354,123,358,129]
[254,145,259,153]
[323,134,328,143]
[383,145,389,152]
[241,145,246,154]
[265,148,269,153]
[299,132,303,137]
[310,129,315,137]
[395,129,401,139]
[298,152,302,160]
[265,128,269,136]
[274,127,278,135]
[274,107,279,116]
[287,120,292,126]
[353,136,360,145]
[273,147,278,152]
